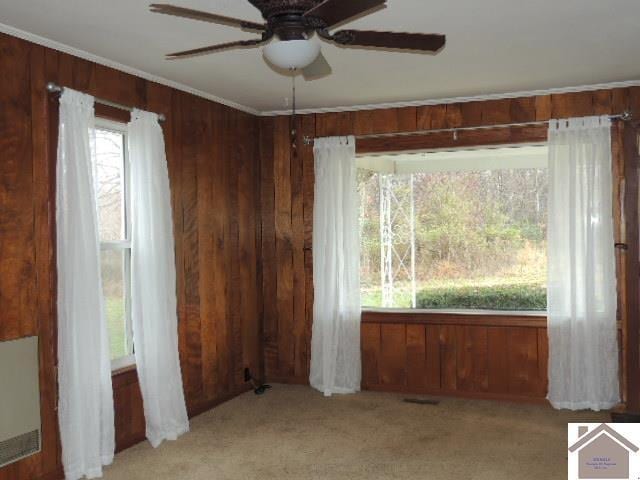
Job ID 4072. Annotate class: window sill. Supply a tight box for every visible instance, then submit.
[112,363,136,377]
[111,354,136,375]
[362,307,546,317]
[361,308,547,328]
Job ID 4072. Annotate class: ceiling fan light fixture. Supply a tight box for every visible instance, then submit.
[263,39,321,70]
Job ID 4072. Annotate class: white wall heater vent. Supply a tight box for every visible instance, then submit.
[0,336,42,468]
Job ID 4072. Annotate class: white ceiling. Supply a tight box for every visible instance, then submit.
[1,0,639,114]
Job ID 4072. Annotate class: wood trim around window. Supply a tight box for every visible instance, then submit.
[361,310,547,328]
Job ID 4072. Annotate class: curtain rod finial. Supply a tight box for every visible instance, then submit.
[621,111,633,122]
[46,82,62,93]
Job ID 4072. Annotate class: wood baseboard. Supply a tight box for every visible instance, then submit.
[187,385,254,418]
[35,468,64,480]
[264,376,309,385]
[611,410,640,422]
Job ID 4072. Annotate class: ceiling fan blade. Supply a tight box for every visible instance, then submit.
[167,38,267,59]
[150,3,266,31]
[333,30,446,52]
[302,51,332,80]
[246,0,264,11]
[304,0,386,28]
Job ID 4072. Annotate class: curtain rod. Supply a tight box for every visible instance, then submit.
[46,82,166,122]
[302,111,633,146]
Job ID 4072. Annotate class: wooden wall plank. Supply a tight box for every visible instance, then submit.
[406,324,427,390]
[354,107,417,135]
[551,91,595,118]
[238,111,260,381]
[91,64,146,109]
[0,34,36,341]
[481,99,511,125]
[315,111,355,137]
[535,95,552,121]
[300,115,316,381]
[630,87,640,117]
[459,101,484,127]
[196,96,217,401]
[510,97,537,123]
[274,117,295,377]
[379,324,406,387]
[487,327,509,394]
[291,117,306,379]
[225,108,243,389]
[537,328,549,397]
[456,326,488,393]
[416,104,446,130]
[612,88,630,115]
[592,90,613,115]
[507,327,540,396]
[444,104,463,128]
[30,42,61,478]
[439,325,457,391]
[176,91,204,404]
[621,121,640,409]
[259,117,279,377]
[361,323,381,387]
[425,325,441,390]
[208,104,229,395]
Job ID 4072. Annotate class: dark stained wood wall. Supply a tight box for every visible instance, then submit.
[259,86,640,390]
[361,312,548,401]
[0,32,262,480]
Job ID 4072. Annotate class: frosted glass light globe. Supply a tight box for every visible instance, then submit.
[263,40,321,70]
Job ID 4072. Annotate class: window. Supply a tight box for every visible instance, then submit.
[358,145,549,312]
[94,119,134,370]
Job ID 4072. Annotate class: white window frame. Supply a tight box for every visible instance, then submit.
[95,118,135,371]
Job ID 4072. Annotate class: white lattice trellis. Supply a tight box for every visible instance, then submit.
[379,174,416,308]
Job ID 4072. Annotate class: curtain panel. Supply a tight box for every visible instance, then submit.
[547,116,619,411]
[310,136,362,397]
[56,89,115,480]
[128,109,189,447]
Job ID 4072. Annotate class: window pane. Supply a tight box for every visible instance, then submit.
[359,146,548,311]
[95,129,125,242]
[101,249,128,360]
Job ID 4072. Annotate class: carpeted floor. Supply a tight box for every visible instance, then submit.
[102,384,608,480]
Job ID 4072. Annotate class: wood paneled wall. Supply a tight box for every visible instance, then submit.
[259,86,640,387]
[361,312,548,401]
[0,32,262,480]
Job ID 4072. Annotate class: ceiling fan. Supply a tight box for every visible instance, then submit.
[150,0,446,79]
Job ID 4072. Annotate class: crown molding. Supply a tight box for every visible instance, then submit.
[1,23,638,118]
[260,79,640,117]
[0,22,261,116]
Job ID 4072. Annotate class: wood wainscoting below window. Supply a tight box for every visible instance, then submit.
[361,311,549,402]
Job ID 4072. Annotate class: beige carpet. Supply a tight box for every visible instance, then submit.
[102,384,608,480]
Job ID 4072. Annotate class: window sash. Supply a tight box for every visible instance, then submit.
[95,119,134,370]
[358,145,549,313]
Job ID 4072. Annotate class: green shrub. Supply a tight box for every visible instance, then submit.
[416,283,546,311]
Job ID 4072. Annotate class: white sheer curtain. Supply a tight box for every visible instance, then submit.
[56,89,115,479]
[310,136,362,397]
[128,109,189,447]
[547,116,619,411]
